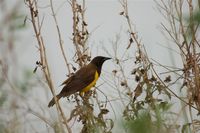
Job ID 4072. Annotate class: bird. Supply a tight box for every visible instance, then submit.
[48,56,111,107]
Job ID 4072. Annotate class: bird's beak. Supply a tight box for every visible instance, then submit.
[104,57,112,61]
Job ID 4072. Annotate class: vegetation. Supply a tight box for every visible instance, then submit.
[0,0,200,132]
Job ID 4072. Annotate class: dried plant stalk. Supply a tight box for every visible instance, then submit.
[26,0,71,132]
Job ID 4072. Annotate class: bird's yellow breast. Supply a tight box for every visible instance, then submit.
[81,71,99,94]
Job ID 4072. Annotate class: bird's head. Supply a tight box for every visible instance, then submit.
[90,56,111,68]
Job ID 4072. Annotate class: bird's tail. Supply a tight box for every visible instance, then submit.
[48,94,62,107]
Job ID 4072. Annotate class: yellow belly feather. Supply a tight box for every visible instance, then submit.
[80,71,99,95]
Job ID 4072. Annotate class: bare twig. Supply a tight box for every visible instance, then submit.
[26,0,71,132]
[50,0,71,74]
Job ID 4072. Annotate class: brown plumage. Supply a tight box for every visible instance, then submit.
[48,56,111,107]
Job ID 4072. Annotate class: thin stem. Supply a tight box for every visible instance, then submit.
[50,0,71,74]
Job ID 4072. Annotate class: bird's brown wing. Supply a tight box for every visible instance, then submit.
[59,64,97,97]
[60,75,73,86]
